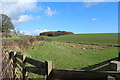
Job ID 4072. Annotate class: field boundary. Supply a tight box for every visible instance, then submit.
[2,51,119,80]
[8,51,52,80]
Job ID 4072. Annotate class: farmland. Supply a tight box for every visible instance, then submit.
[25,33,118,70]
[47,33,118,45]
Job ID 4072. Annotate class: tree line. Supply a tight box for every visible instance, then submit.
[40,31,74,37]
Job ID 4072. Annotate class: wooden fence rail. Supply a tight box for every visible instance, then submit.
[9,51,52,80]
[8,51,120,80]
[80,57,118,70]
[52,69,120,80]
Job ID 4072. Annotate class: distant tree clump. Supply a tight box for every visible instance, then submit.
[40,31,74,37]
[0,14,14,38]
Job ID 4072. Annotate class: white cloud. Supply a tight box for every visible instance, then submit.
[12,15,40,25]
[92,17,97,21]
[18,29,49,36]
[12,15,32,26]
[35,29,49,33]
[84,2,97,7]
[83,0,119,7]
[83,0,105,7]
[0,0,40,26]
[17,15,32,22]
[45,7,57,16]
[32,29,49,35]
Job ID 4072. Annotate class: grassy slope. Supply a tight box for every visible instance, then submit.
[25,33,118,69]
[47,33,118,45]
[27,41,118,69]
[25,33,118,78]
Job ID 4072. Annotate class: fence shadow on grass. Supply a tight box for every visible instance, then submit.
[80,57,118,71]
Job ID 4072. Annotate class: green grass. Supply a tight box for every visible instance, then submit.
[24,33,118,78]
[47,33,118,45]
[27,41,118,69]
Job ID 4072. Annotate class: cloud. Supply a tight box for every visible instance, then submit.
[17,29,49,35]
[83,0,105,7]
[16,15,32,22]
[92,17,97,21]
[82,0,119,7]
[35,29,49,33]
[32,29,49,35]
[45,7,57,16]
[0,0,40,26]
[84,2,97,7]
[12,15,40,26]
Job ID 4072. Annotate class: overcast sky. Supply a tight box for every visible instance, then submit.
[0,0,118,35]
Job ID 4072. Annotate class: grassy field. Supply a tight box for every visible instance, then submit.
[26,33,118,69]
[47,33,118,45]
[23,33,118,78]
[27,42,117,69]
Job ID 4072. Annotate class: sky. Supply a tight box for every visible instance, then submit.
[0,0,119,35]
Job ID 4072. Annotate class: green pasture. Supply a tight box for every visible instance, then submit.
[27,41,118,69]
[24,33,118,78]
[47,33,118,45]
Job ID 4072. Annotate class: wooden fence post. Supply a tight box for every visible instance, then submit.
[10,51,17,80]
[45,61,53,80]
[118,52,120,61]
[109,60,120,80]
[109,52,120,71]
[22,55,26,80]
[9,51,14,79]
[110,61,120,71]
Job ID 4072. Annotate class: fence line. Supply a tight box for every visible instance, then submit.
[8,51,53,80]
[52,69,120,79]
[80,57,118,70]
[5,51,120,80]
